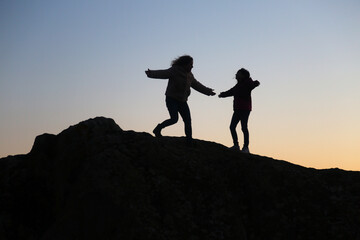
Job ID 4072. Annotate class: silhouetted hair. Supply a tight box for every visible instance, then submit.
[171,55,193,67]
[238,68,250,79]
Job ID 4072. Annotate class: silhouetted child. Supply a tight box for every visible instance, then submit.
[145,55,215,144]
[219,68,260,153]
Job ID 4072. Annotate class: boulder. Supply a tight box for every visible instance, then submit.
[1,117,359,240]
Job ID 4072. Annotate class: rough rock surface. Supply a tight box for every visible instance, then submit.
[1,117,360,240]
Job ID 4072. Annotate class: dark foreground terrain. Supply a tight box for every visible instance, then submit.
[1,117,360,240]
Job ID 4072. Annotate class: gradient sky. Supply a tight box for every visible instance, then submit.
[1,0,359,170]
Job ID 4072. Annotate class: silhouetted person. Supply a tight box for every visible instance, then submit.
[145,55,215,144]
[219,68,260,153]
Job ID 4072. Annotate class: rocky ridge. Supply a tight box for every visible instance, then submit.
[1,117,360,240]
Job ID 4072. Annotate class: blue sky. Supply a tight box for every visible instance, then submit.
[1,0,360,170]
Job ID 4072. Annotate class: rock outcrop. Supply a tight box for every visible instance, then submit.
[1,117,360,240]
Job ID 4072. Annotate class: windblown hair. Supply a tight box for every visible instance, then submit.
[171,55,193,67]
[238,68,250,79]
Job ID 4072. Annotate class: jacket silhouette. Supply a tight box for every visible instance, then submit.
[219,77,260,110]
[146,65,214,102]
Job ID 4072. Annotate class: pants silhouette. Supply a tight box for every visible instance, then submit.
[230,110,250,147]
[157,97,192,139]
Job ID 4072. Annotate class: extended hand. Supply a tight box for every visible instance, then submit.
[208,89,216,96]
[145,69,151,77]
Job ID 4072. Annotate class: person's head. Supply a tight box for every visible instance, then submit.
[236,68,250,81]
[171,55,193,72]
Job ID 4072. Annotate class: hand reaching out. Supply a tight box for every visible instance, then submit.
[145,69,151,77]
[208,89,216,96]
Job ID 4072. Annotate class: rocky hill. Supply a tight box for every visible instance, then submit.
[1,117,360,240]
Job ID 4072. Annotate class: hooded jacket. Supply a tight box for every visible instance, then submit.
[221,78,260,111]
[147,66,213,102]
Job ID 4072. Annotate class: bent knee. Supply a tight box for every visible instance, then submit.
[169,116,179,124]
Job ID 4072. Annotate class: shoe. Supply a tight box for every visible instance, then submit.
[229,145,240,151]
[153,125,162,137]
[241,146,250,153]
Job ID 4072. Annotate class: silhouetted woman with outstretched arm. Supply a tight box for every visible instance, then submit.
[145,55,215,144]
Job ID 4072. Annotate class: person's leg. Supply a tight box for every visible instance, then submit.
[240,110,251,151]
[230,111,241,147]
[153,97,179,136]
[178,101,192,141]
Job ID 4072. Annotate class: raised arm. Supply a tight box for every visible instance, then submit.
[249,78,260,90]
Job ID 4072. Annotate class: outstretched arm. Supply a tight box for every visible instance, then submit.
[191,78,215,96]
[218,87,234,98]
[145,68,173,79]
